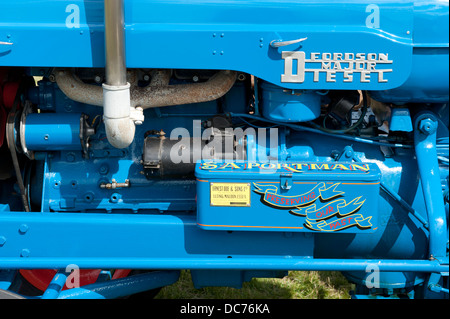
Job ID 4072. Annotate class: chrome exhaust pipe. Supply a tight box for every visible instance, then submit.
[102,0,142,149]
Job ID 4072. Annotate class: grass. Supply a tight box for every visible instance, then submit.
[155,270,353,299]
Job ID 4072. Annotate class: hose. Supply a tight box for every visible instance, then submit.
[310,91,368,134]
[229,113,412,149]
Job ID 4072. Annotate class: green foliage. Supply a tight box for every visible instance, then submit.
[156,270,353,299]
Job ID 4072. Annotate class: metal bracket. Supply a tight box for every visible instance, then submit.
[280,173,293,190]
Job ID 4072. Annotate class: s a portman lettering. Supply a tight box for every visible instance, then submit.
[200,162,370,173]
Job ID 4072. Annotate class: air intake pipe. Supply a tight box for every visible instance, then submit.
[102,0,142,149]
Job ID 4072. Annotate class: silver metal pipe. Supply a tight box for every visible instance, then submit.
[104,0,127,86]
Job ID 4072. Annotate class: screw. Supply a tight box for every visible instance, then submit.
[0,236,6,246]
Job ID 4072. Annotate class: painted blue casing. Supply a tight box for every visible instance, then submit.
[196,161,381,233]
[259,81,322,122]
[0,0,447,102]
[24,113,83,151]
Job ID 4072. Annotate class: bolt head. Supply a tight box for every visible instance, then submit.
[19,224,29,234]
[21,249,30,257]
[419,118,437,135]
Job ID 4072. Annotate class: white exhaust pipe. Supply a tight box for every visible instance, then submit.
[103,0,142,149]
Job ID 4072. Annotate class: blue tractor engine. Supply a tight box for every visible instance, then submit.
[0,0,448,299]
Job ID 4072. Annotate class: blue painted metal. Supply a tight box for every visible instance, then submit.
[414,113,448,260]
[259,81,321,122]
[0,213,313,265]
[426,273,450,298]
[56,271,180,299]
[0,0,415,91]
[0,270,16,290]
[349,152,429,230]
[231,113,413,149]
[389,108,413,132]
[196,161,380,233]
[24,113,82,151]
[41,270,68,299]
[0,0,448,299]
[369,0,449,103]
[1,1,447,102]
